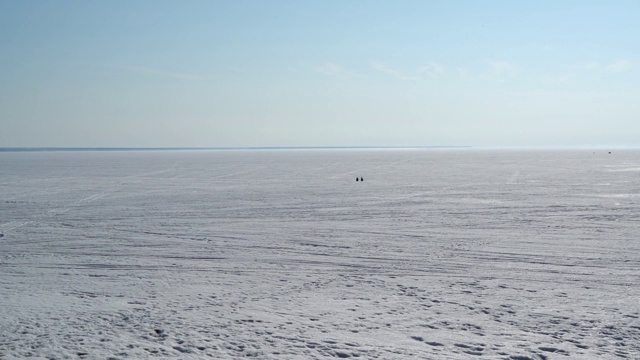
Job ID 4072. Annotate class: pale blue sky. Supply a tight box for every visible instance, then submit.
[1,0,639,147]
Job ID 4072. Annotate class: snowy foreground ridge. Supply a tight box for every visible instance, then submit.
[1,149,639,359]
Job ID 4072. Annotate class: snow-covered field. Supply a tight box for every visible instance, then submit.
[1,149,639,359]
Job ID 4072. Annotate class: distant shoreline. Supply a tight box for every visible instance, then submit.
[0,146,471,153]
[1,145,637,153]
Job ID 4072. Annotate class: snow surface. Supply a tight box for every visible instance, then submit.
[1,149,639,359]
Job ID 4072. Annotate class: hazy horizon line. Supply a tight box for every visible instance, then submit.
[1,145,637,153]
[0,146,469,153]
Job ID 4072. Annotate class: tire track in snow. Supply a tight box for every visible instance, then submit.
[0,168,174,236]
[0,221,31,232]
[324,155,425,180]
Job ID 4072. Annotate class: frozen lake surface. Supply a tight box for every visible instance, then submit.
[1,149,639,359]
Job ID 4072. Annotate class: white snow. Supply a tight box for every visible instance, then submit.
[1,149,639,359]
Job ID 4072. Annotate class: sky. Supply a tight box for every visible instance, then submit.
[1,0,639,148]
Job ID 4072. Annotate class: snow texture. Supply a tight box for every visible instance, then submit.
[1,149,639,359]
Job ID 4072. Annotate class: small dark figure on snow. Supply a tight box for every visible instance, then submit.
[356,177,359,182]
[360,177,364,182]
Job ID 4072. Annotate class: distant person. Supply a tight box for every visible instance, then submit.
[360,177,364,182]
[356,177,359,182]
